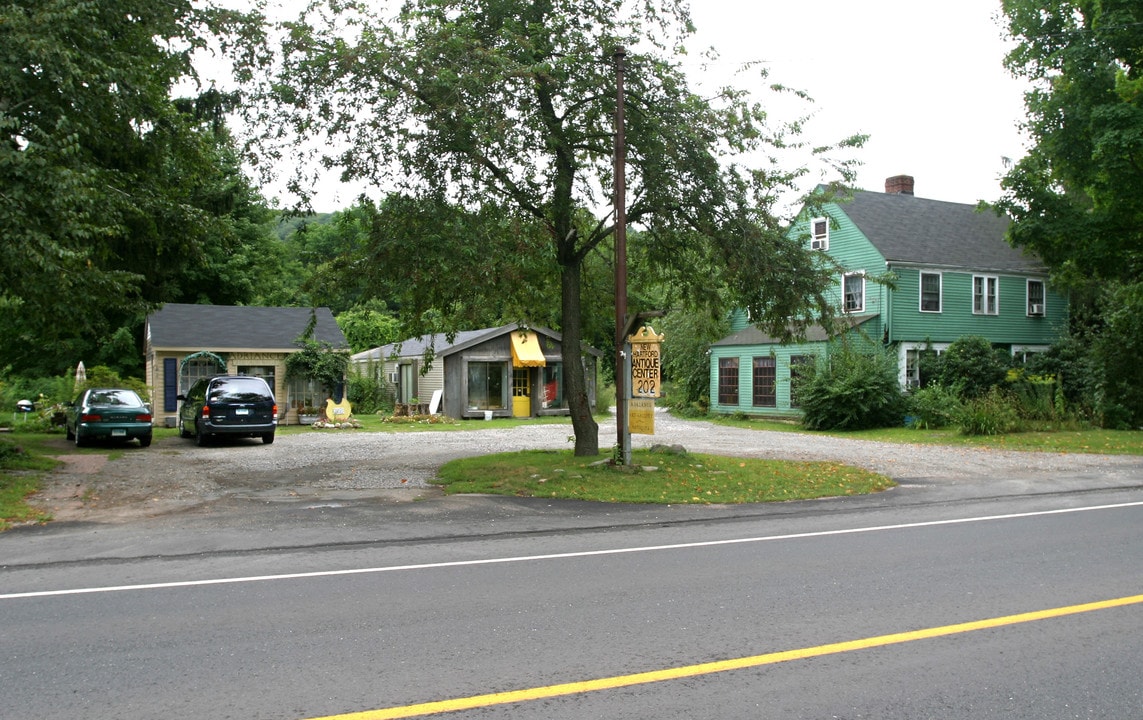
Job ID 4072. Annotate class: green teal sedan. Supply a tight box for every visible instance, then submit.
[65,388,153,448]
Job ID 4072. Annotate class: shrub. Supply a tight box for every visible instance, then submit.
[799,347,906,430]
[1006,369,1058,421]
[907,384,961,429]
[954,388,1020,435]
[595,383,616,414]
[937,336,1008,399]
[347,373,393,415]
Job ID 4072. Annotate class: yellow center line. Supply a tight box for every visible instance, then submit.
[309,593,1143,720]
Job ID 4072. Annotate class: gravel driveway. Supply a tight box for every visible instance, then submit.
[30,411,1143,524]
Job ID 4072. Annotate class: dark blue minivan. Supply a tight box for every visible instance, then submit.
[177,375,277,446]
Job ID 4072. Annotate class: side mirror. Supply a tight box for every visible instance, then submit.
[176,394,187,401]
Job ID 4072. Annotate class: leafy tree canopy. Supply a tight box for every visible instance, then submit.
[244,0,864,454]
[998,0,1143,287]
[999,0,1143,424]
[0,0,269,375]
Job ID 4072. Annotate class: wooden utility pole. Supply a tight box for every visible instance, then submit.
[613,46,630,465]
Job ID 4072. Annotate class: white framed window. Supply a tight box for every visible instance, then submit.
[1026,279,1046,316]
[810,217,829,251]
[1012,345,1049,364]
[843,272,865,313]
[973,275,999,315]
[920,272,942,312]
[899,342,950,389]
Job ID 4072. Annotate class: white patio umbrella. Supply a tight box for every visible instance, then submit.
[75,361,86,385]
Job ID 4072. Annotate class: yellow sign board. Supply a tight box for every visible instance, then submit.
[628,325,664,399]
[629,398,655,435]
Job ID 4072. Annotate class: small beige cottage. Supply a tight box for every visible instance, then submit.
[144,304,348,427]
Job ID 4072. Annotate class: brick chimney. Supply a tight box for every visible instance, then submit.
[885,175,915,195]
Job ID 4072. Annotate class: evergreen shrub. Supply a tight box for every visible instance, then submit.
[799,348,906,430]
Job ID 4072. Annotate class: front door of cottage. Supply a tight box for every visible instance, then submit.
[512,367,531,417]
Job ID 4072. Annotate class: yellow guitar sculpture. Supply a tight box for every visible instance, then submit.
[324,383,353,422]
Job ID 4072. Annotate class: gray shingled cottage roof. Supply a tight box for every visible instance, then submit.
[147,304,348,350]
[351,323,604,363]
[712,314,878,347]
[841,190,1045,273]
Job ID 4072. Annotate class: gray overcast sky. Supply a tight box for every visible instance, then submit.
[689,0,1029,205]
[257,0,1028,210]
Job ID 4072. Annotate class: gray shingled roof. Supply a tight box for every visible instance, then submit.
[352,323,604,362]
[147,304,348,350]
[712,314,877,347]
[352,326,509,362]
[841,190,1045,272]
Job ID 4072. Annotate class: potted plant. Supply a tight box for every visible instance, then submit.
[297,406,322,425]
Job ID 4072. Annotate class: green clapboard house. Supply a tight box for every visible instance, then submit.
[709,175,1067,417]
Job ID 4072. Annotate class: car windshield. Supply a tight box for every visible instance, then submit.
[87,390,143,407]
[208,378,271,402]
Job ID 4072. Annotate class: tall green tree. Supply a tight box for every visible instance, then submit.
[999,0,1143,284]
[998,0,1143,424]
[249,0,862,454]
[0,0,266,375]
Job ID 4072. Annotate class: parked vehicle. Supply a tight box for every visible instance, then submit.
[177,375,277,446]
[65,388,153,448]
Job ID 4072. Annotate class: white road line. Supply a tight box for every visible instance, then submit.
[4,500,1142,601]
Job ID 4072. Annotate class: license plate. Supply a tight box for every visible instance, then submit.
[235,408,251,416]
[111,429,126,437]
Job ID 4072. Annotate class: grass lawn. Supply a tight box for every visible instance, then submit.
[0,432,61,530]
[435,449,894,504]
[707,416,1143,455]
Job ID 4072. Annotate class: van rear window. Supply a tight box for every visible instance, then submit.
[209,378,272,402]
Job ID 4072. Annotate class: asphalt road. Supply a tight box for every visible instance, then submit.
[3,481,1143,718]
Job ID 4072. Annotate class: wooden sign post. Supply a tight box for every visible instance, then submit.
[628,325,663,435]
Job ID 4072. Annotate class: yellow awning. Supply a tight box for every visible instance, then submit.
[510,330,547,368]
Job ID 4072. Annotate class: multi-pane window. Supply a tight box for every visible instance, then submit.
[717,357,739,405]
[810,217,829,250]
[843,273,865,313]
[1027,279,1045,316]
[789,355,813,409]
[467,361,507,410]
[752,357,776,407]
[180,357,223,394]
[287,377,324,410]
[973,275,999,315]
[920,272,942,312]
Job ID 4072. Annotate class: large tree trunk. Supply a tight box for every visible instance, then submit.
[560,259,599,456]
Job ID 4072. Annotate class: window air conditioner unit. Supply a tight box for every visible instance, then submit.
[1029,303,1044,316]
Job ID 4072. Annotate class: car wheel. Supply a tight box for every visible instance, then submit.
[139,434,152,448]
[262,432,275,445]
[65,423,74,441]
[74,428,87,447]
[194,422,209,447]
[178,417,191,439]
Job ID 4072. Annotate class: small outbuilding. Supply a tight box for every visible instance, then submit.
[144,304,348,427]
[352,324,601,420]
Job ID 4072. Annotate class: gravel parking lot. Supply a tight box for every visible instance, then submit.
[30,411,1143,524]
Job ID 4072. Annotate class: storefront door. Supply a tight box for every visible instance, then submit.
[512,367,531,417]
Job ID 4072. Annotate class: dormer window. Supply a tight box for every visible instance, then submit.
[810,217,829,251]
